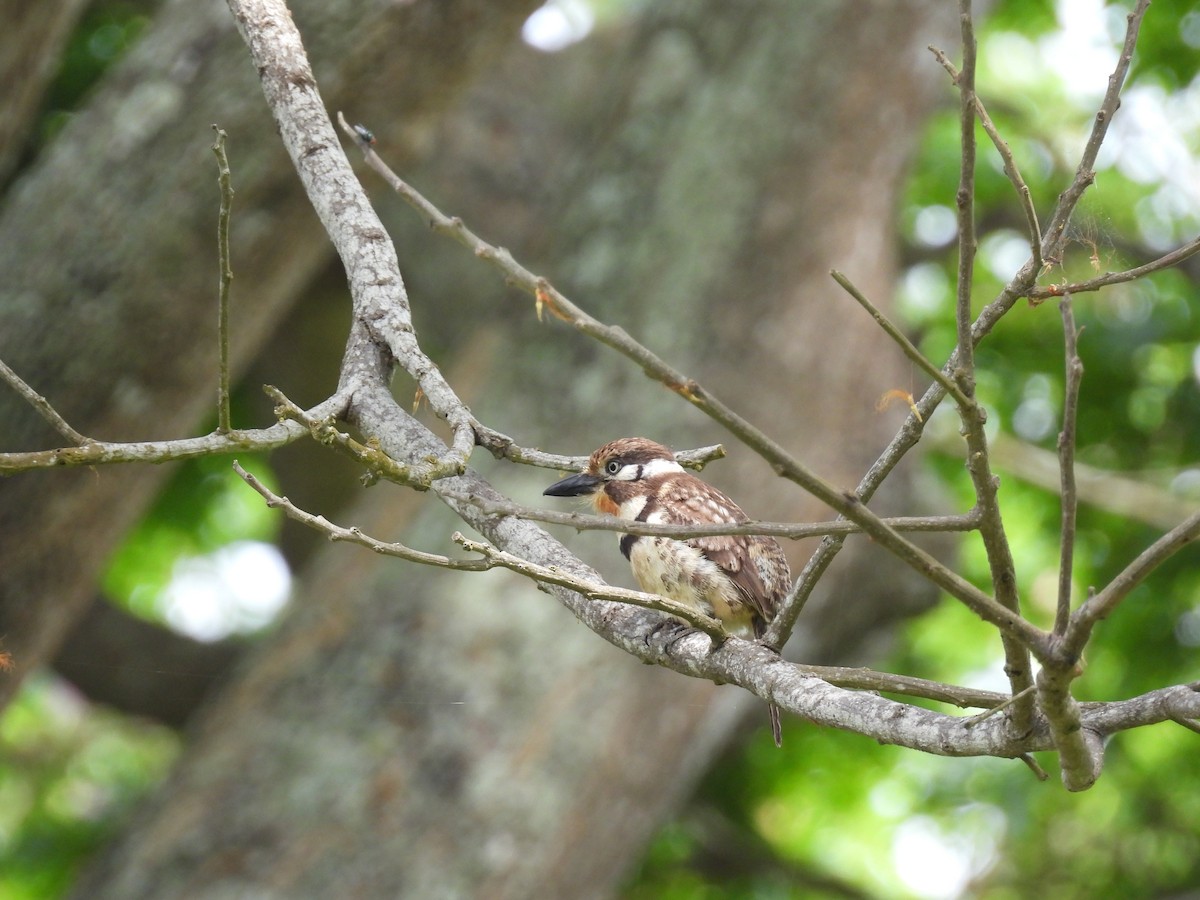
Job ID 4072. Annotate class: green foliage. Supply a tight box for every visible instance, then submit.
[0,676,177,900]
[102,453,281,623]
[1129,0,1200,86]
[37,2,155,147]
[629,1,1200,897]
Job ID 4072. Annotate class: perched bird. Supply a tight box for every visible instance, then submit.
[543,437,791,746]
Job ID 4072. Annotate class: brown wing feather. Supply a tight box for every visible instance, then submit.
[655,476,789,624]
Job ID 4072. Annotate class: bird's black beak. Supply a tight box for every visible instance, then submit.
[543,472,603,497]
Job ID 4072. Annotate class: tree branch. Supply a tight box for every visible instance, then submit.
[0,393,346,474]
[227,0,475,485]
[830,269,972,410]
[212,125,234,435]
[948,0,1035,727]
[439,489,980,541]
[0,357,89,446]
[233,461,727,637]
[1037,662,1103,791]
[928,45,1041,269]
[1038,0,1150,267]
[772,2,1156,651]
[216,0,1198,786]
[474,430,726,472]
[1055,296,1083,636]
[1028,233,1200,302]
[237,431,1200,759]
[1063,510,1200,662]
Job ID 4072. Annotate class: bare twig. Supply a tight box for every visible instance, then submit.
[0,404,346,474]
[235,460,488,569]
[1018,754,1050,781]
[264,384,442,489]
[212,125,234,434]
[929,46,1041,268]
[1063,509,1200,661]
[1039,0,1150,266]
[474,427,725,472]
[234,460,726,636]
[830,269,973,410]
[440,489,980,540]
[948,0,1035,726]
[1055,296,1083,635]
[0,358,89,446]
[781,0,1157,659]
[1028,233,1200,302]
[962,685,1036,728]
[952,1,979,394]
[797,666,1007,710]
[456,535,724,639]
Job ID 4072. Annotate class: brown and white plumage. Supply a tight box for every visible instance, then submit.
[544,437,790,746]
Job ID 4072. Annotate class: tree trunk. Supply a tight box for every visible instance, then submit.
[0,0,88,185]
[0,0,540,708]
[69,2,954,896]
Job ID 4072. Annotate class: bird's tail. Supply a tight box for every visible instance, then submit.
[752,616,784,747]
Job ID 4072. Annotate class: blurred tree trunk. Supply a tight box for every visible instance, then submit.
[69,2,954,897]
[0,0,540,709]
[0,0,89,185]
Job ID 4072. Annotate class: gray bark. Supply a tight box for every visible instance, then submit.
[68,2,955,897]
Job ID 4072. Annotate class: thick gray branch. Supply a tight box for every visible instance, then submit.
[226,0,474,482]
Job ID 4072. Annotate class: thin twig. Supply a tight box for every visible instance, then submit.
[440,489,980,540]
[474,426,725,472]
[1039,0,1151,265]
[234,460,726,637]
[1018,754,1050,781]
[952,0,979,394]
[929,46,1042,269]
[962,684,1036,728]
[235,460,488,569]
[264,384,437,489]
[0,358,89,446]
[1064,509,1200,661]
[830,269,973,410]
[948,0,1036,728]
[1055,296,1083,635]
[797,666,1007,710]
[0,411,342,473]
[1028,233,1200,302]
[212,125,234,434]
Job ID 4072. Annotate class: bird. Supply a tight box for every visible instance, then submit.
[543,437,791,746]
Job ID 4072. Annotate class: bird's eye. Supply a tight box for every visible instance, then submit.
[605,460,621,476]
